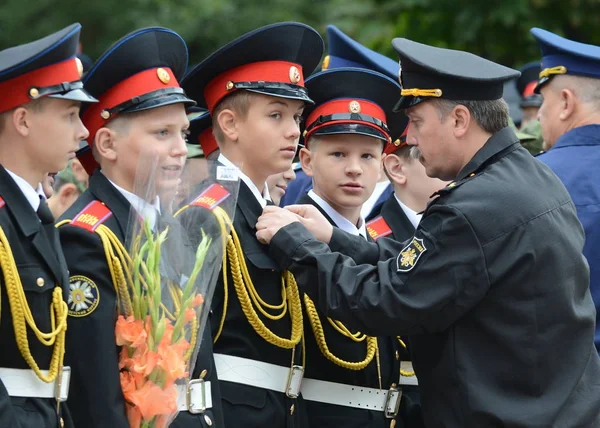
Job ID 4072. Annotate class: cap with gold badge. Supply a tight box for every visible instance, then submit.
[0,23,97,114]
[77,27,196,174]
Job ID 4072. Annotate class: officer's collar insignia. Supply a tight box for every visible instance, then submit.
[190,183,231,211]
[397,236,426,272]
[68,275,100,317]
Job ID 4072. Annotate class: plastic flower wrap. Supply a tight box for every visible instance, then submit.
[117,152,239,427]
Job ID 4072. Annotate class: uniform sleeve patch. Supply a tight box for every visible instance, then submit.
[190,183,231,210]
[0,197,5,209]
[70,200,113,232]
[366,216,393,241]
[396,237,427,272]
[68,275,100,317]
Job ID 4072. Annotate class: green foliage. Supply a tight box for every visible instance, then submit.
[1,0,599,70]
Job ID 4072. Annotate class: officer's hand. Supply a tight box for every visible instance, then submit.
[256,206,301,244]
[284,204,333,243]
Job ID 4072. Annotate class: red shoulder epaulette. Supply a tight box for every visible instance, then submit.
[189,183,231,211]
[0,196,5,209]
[70,200,113,232]
[366,215,393,241]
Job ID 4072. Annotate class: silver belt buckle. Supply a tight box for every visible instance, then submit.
[385,386,402,418]
[187,379,207,414]
[54,366,70,402]
[286,365,304,398]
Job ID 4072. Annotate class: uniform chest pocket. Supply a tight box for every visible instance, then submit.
[17,265,56,294]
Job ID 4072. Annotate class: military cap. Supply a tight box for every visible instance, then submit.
[77,27,195,174]
[516,61,542,108]
[186,107,218,159]
[182,22,324,114]
[0,23,97,114]
[392,38,520,111]
[531,28,600,92]
[322,25,399,81]
[303,68,406,152]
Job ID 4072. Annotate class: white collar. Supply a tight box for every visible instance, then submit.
[104,174,161,230]
[218,153,271,208]
[360,180,391,219]
[5,168,45,212]
[394,194,422,229]
[308,190,367,239]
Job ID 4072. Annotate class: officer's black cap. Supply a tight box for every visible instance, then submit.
[78,27,195,174]
[516,62,542,108]
[303,68,406,149]
[0,23,97,114]
[186,107,218,158]
[392,38,520,111]
[182,22,324,113]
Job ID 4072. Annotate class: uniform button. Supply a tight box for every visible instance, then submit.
[203,414,213,426]
[290,404,295,415]
[200,369,208,379]
[36,277,45,287]
[60,418,65,428]
[395,351,399,360]
[390,420,396,428]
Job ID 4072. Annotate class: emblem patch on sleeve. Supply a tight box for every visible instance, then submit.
[68,275,100,317]
[397,237,427,272]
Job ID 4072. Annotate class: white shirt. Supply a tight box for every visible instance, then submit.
[105,174,161,230]
[5,168,46,212]
[308,190,367,239]
[360,180,391,219]
[218,153,271,208]
[395,194,422,229]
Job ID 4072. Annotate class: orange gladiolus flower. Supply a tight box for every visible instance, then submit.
[192,294,204,308]
[115,315,147,348]
[157,339,189,386]
[127,381,178,421]
[131,344,159,377]
[126,403,142,428]
[184,308,196,324]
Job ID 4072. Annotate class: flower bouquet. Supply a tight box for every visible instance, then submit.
[117,152,239,427]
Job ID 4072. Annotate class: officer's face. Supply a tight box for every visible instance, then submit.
[26,98,89,175]
[236,94,303,183]
[111,103,189,199]
[402,151,449,211]
[300,134,382,217]
[405,101,458,181]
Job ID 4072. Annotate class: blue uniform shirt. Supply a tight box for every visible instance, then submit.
[538,124,600,352]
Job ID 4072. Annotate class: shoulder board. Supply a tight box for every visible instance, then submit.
[366,215,393,241]
[0,196,5,209]
[190,183,231,211]
[433,172,478,197]
[69,200,113,232]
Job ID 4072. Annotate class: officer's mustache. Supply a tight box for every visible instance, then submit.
[409,146,423,162]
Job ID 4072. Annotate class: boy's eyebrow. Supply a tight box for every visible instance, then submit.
[268,100,288,108]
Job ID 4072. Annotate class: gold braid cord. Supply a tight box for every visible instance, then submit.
[0,227,67,383]
[397,337,415,377]
[207,206,302,349]
[304,293,377,370]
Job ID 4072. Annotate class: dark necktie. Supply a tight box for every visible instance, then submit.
[266,199,275,207]
[36,197,55,225]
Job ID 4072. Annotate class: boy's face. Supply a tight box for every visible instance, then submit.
[266,164,296,206]
[111,103,189,198]
[26,98,89,175]
[301,133,383,213]
[236,94,303,179]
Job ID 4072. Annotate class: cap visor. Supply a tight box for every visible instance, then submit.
[50,88,98,104]
[121,93,196,114]
[312,123,388,142]
[246,87,314,104]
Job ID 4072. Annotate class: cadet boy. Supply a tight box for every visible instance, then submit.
[257,38,600,427]
[0,23,96,428]
[179,22,323,428]
[57,27,224,428]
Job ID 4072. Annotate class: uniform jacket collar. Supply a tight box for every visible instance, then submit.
[554,124,600,149]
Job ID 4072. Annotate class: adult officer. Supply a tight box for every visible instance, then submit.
[256,38,600,427]
[532,28,600,355]
[0,23,96,428]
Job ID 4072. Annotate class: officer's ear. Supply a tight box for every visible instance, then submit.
[558,88,577,121]
[451,105,470,138]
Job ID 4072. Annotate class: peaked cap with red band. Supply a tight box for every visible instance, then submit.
[516,61,542,109]
[187,107,219,158]
[0,23,97,115]
[77,27,196,175]
[181,22,324,114]
[302,68,406,150]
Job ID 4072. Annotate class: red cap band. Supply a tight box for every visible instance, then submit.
[204,60,305,113]
[0,57,81,114]
[82,67,180,146]
[384,125,408,155]
[305,98,389,143]
[523,81,537,98]
[199,127,218,157]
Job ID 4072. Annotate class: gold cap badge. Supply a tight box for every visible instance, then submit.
[157,68,170,84]
[289,66,301,84]
[348,100,361,113]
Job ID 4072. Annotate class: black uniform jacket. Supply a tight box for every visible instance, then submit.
[0,165,72,428]
[178,180,309,428]
[269,127,600,427]
[58,171,224,428]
